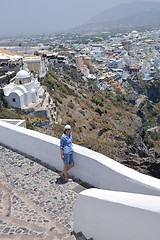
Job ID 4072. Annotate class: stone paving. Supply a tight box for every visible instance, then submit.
[0,144,90,239]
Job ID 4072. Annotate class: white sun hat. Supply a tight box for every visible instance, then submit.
[64,124,71,130]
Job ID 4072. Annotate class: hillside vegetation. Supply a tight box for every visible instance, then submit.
[39,69,160,177]
[0,69,159,178]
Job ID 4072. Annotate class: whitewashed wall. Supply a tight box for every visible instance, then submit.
[0,119,26,128]
[0,121,62,170]
[1,121,160,240]
[0,120,160,196]
[74,188,160,240]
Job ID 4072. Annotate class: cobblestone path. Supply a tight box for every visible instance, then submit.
[0,144,88,239]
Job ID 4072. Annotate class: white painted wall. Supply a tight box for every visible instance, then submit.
[0,119,26,128]
[0,120,160,196]
[0,121,62,170]
[8,90,24,108]
[74,188,160,240]
[1,121,160,240]
[72,144,160,196]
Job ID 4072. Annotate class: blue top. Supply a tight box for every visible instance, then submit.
[60,132,73,154]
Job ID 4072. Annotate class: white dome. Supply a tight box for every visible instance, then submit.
[16,70,30,79]
[131,30,138,34]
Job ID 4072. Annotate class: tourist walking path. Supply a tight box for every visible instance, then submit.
[0,144,89,239]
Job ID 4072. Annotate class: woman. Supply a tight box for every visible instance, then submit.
[60,124,74,182]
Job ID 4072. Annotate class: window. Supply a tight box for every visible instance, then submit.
[12,98,16,102]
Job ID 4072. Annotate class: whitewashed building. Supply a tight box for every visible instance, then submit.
[3,70,43,109]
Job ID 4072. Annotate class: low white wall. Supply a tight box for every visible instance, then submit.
[1,121,160,239]
[73,144,160,196]
[0,121,62,170]
[0,120,160,196]
[0,119,26,128]
[74,188,160,240]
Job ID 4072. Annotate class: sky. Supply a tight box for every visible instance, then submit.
[0,0,160,36]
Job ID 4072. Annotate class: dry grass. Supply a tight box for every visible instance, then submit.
[34,70,151,163]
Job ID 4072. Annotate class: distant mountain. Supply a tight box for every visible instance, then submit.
[75,1,160,32]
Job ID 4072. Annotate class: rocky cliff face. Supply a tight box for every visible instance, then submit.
[147,81,160,103]
[35,71,159,179]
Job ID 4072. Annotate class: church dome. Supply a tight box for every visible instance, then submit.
[131,30,138,34]
[16,70,30,79]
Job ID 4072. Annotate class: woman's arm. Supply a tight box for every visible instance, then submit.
[60,148,64,160]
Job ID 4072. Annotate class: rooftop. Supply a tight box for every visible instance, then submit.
[16,70,30,79]
[0,48,22,60]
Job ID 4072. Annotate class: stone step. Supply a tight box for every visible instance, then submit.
[0,229,90,240]
[71,231,93,240]
[0,145,93,239]
[0,233,65,240]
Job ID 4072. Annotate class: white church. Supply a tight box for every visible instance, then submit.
[3,70,43,109]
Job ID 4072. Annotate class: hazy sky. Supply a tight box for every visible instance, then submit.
[0,0,160,36]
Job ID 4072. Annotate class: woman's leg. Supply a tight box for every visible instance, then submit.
[63,165,68,179]
[67,154,74,171]
[67,163,74,171]
[61,154,74,181]
[60,165,68,178]
[61,153,69,180]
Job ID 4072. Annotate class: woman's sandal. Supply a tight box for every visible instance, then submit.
[65,178,73,182]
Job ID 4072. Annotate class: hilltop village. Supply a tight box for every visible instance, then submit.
[1,29,160,96]
[0,29,160,177]
[1,30,160,86]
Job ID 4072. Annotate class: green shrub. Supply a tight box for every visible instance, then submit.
[58,86,67,95]
[53,100,58,107]
[26,121,34,130]
[106,91,116,101]
[68,101,74,109]
[49,70,59,80]
[0,89,5,98]
[146,101,153,111]
[2,96,9,108]
[91,98,96,104]
[78,127,82,132]
[79,110,85,116]
[149,131,160,141]
[144,133,155,148]
[54,96,62,104]
[99,102,104,107]
[90,121,97,129]
[59,92,67,98]
[6,74,11,83]
[144,114,155,129]
[82,94,87,99]
[144,137,155,149]
[95,108,103,116]
[117,111,122,117]
[91,98,104,107]
[66,119,76,127]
